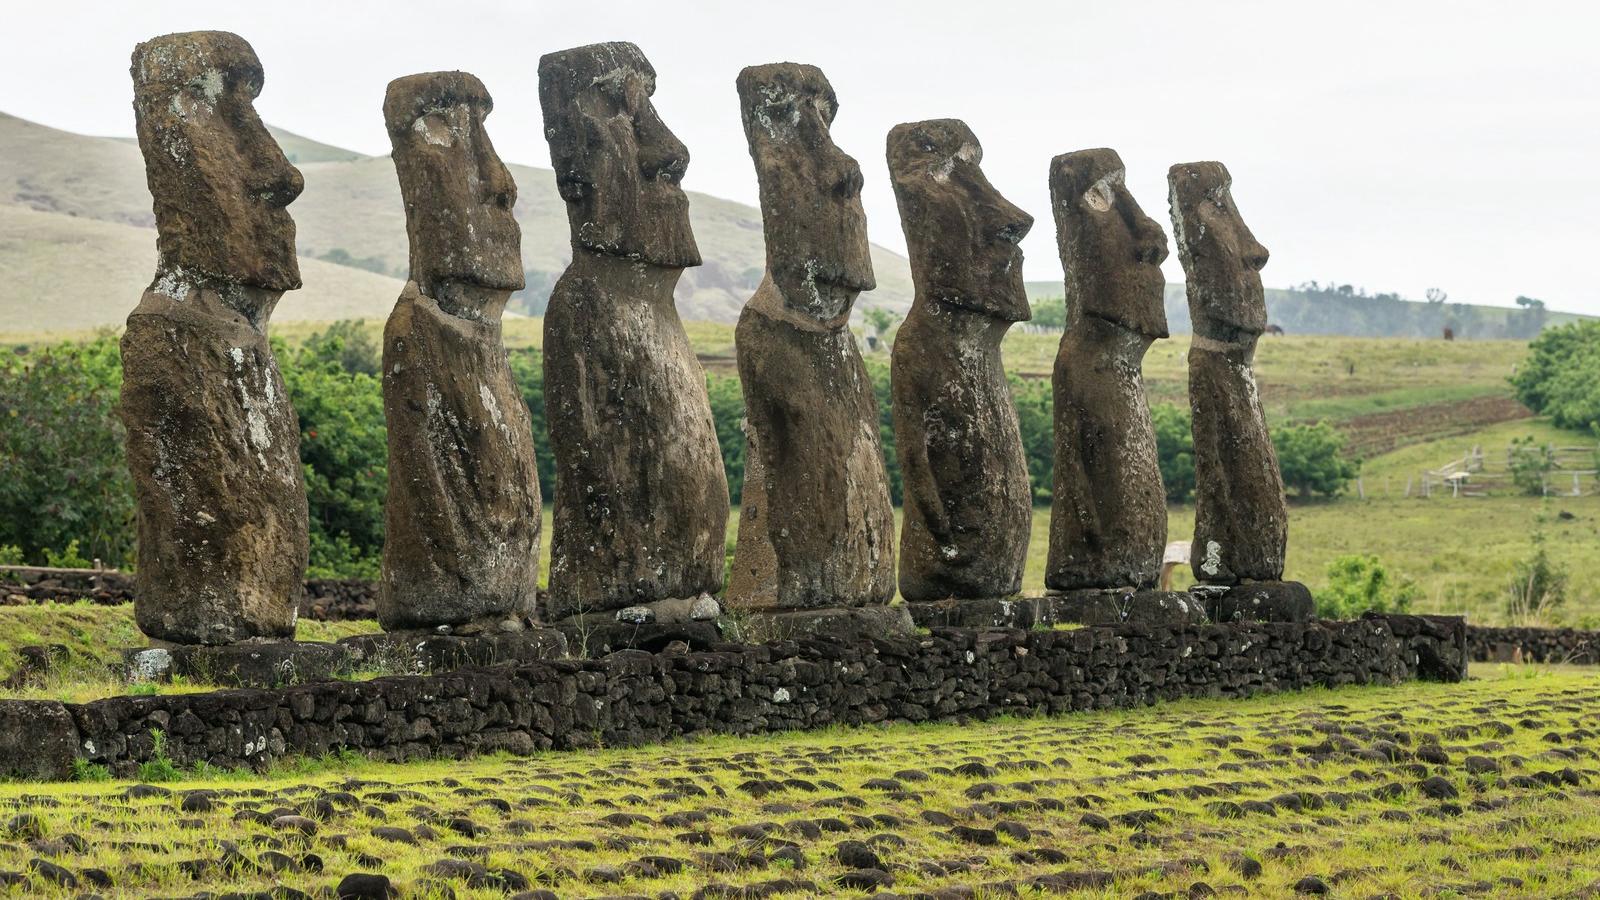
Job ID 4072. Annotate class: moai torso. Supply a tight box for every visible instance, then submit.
[121,31,308,644]
[1169,161,1287,583]
[1046,149,1171,590]
[378,72,541,630]
[886,119,1033,601]
[537,43,729,619]
[730,63,895,608]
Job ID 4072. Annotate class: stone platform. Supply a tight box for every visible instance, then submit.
[906,583,1310,631]
[6,613,1468,780]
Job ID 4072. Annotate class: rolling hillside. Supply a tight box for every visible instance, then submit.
[0,110,914,331]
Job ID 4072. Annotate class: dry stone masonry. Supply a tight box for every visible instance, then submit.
[121,31,309,645]
[729,63,898,629]
[886,119,1034,602]
[378,71,542,631]
[1169,161,1312,622]
[537,42,730,623]
[0,614,1467,780]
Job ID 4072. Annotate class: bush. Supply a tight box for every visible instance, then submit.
[1010,376,1054,505]
[706,373,748,504]
[506,348,556,502]
[1152,404,1196,503]
[1507,436,1557,496]
[1313,554,1418,619]
[1510,320,1600,431]
[1272,421,1359,498]
[277,325,388,579]
[1506,519,1568,625]
[0,335,134,567]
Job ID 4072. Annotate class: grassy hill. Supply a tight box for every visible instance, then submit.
[0,111,914,330]
[0,205,405,336]
[1025,280,1590,340]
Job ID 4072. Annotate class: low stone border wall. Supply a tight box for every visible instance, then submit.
[0,614,1464,781]
[1467,625,1600,664]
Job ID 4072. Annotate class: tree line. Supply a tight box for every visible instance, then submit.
[0,323,1356,578]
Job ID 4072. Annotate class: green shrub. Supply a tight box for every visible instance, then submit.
[1152,404,1196,503]
[1313,554,1418,619]
[1272,421,1359,498]
[1506,519,1568,625]
[1507,436,1557,496]
[0,335,134,567]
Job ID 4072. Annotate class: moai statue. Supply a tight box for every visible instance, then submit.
[1045,149,1199,625]
[1169,161,1310,621]
[537,43,730,623]
[728,63,903,636]
[378,72,541,631]
[886,119,1033,602]
[121,32,308,645]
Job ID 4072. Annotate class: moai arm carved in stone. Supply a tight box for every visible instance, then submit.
[1170,162,1308,621]
[378,71,542,631]
[537,43,730,621]
[121,31,308,645]
[886,119,1033,602]
[729,63,897,611]
[1046,149,1171,594]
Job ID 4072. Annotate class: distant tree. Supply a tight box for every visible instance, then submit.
[1425,287,1448,304]
[860,306,901,353]
[1009,376,1054,504]
[705,373,747,503]
[1029,297,1067,331]
[1510,320,1600,430]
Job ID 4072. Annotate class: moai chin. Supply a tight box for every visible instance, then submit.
[121,31,308,645]
[1170,162,1309,621]
[1046,149,1172,598]
[377,71,542,631]
[886,119,1033,601]
[728,62,897,614]
[537,42,730,621]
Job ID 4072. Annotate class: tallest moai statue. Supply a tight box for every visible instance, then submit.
[121,32,308,644]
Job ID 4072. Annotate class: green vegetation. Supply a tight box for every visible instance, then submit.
[1312,554,1418,619]
[1511,319,1600,432]
[0,673,1593,896]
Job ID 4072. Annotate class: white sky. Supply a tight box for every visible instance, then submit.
[4,0,1597,313]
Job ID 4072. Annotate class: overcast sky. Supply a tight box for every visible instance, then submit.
[4,0,1596,313]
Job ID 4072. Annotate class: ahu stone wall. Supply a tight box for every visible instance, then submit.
[0,615,1465,781]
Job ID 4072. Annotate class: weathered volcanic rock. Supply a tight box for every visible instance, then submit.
[724,421,778,606]
[121,31,308,644]
[536,43,729,620]
[378,72,541,629]
[886,119,1033,601]
[1169,161,1287,583]
[1046,148,1171,591]
[729,63,895,609]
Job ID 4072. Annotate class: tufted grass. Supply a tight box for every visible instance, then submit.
[0,670,1593,896]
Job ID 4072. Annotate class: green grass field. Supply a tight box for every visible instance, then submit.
[1,671,1593,897]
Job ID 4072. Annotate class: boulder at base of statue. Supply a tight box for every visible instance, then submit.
[1207,581,1315,623]
[730,606,915,643]
[122,641,352,689]
[1044,588,1208,627]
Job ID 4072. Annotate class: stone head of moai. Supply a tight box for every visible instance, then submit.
[385,71,524,317]
[131,31,303,304]
[887,119,1033,322]
[1168,161,1270,342]
[737,63,874,323]
[1050,149,1169,338]
[538,42,701,269]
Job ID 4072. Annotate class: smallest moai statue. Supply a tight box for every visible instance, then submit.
[1045,149,1202,627]
[886,119,1034,603]
[377,71,542,633]
[1169,161,1311,622]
